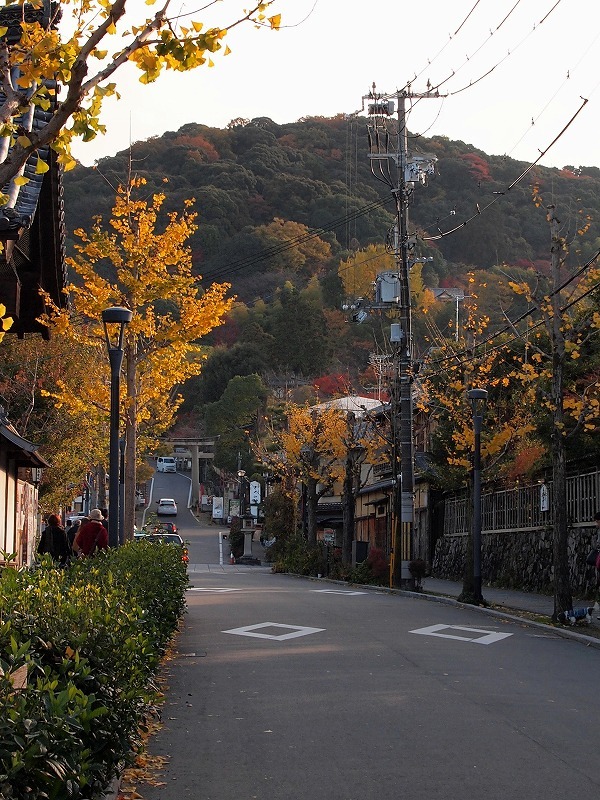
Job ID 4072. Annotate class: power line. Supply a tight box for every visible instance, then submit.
[202,195,394,283]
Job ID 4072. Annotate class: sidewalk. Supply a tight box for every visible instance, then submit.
[419,576,600,641]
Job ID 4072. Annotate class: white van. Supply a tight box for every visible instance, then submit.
[156,456,177,473]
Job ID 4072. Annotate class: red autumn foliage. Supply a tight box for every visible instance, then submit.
[175,134,220,162]
[460,153,492,182]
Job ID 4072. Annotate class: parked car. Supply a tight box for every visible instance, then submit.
[144,532,189,563]
[156,498,177,516]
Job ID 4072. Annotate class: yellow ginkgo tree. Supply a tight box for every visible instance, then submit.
[0,0,281,186]
[505,201,600,619]
[44,177,234,538]
[0,302,12,341]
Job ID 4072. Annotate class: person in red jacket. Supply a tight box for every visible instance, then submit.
[73,509,109,557]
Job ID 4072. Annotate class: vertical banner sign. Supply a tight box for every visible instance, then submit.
[540,483,549,512]
[212,496,224,520]
[249,481,261,518]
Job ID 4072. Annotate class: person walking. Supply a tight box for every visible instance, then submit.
[67,517,86,554]
[73,509,109,557]
[37,514,71,566]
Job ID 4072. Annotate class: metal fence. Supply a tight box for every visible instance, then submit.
[443,468,600,536]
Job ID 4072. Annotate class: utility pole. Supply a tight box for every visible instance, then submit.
[363,84,440,586]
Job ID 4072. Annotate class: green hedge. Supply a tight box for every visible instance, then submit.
[0,541,189,799]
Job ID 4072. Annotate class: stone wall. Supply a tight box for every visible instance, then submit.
[432,525,599,596]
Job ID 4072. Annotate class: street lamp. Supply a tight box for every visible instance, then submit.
[102,306,132,548]
[467,388,488,604]
[237,469,246,518]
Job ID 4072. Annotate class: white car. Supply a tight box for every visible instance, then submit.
[156,498,178,516]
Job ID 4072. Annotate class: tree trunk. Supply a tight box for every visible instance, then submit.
[123,342,137,541]
[342,457,355,565]
[548,206,573,620]
[306,476,318,546]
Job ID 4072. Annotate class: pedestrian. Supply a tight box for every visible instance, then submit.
[73,509,109,557]
[37,514,71,566]
[68,517,87,553]
[99,508,109,532]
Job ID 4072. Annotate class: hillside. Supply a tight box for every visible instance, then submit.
[63,115,600,392]
[64,114,600,285]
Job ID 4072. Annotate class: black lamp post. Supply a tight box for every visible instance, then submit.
[467,388,488,603]
[102,306,132,548]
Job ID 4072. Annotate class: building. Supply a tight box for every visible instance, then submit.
[0,408,48,566]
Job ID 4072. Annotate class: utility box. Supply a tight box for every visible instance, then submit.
[376,272,401,304]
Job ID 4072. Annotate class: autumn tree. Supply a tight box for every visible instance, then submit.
[0,330,107,513]
[267,403,348,546]
[506,201,600,619]
[44,177,233,538]
[418,280,539,601]
[0,1,281,186]
[338,244,394,300]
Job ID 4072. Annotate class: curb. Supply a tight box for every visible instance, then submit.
[293,573,600,651]
[101,776,121,799]
[401,588,600,650]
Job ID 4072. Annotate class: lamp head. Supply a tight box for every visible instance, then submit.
[102,306,132,351]
[467,388,488,415]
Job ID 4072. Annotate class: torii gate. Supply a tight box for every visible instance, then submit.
[165,437,216,506]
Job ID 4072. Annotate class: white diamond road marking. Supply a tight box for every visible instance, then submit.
[187,588,242,593]
[223,622,325,641]
[311,589,367,596]
[409,624,513,645]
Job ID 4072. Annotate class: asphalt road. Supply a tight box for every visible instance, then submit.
[138,473,600,800]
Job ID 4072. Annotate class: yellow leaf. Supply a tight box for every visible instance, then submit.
[0,303,5,316]
[224,45,231,56]
[0,27,8,37]
[2,316,12,331]
[13,176,29,186]
[16,135,31,148]
[35,157,49,174]
[269,14,282,30]
[107,21,117,35]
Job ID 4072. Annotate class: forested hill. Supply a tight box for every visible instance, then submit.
[63,114,600,304]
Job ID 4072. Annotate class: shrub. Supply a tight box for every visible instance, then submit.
[0,542,188,799]
[228,516,244,558]
[347,548,390,586]
[271,534,325,576]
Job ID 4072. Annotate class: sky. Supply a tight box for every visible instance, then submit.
[72,0,600,171]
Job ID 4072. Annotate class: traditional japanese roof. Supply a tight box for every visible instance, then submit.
[312,396,386,416]
[0,1,67,338]
[0,407,49,467]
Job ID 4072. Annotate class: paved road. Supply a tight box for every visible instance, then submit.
[134,483,600,800]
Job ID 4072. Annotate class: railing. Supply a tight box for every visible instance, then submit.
[443,468,600,535]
